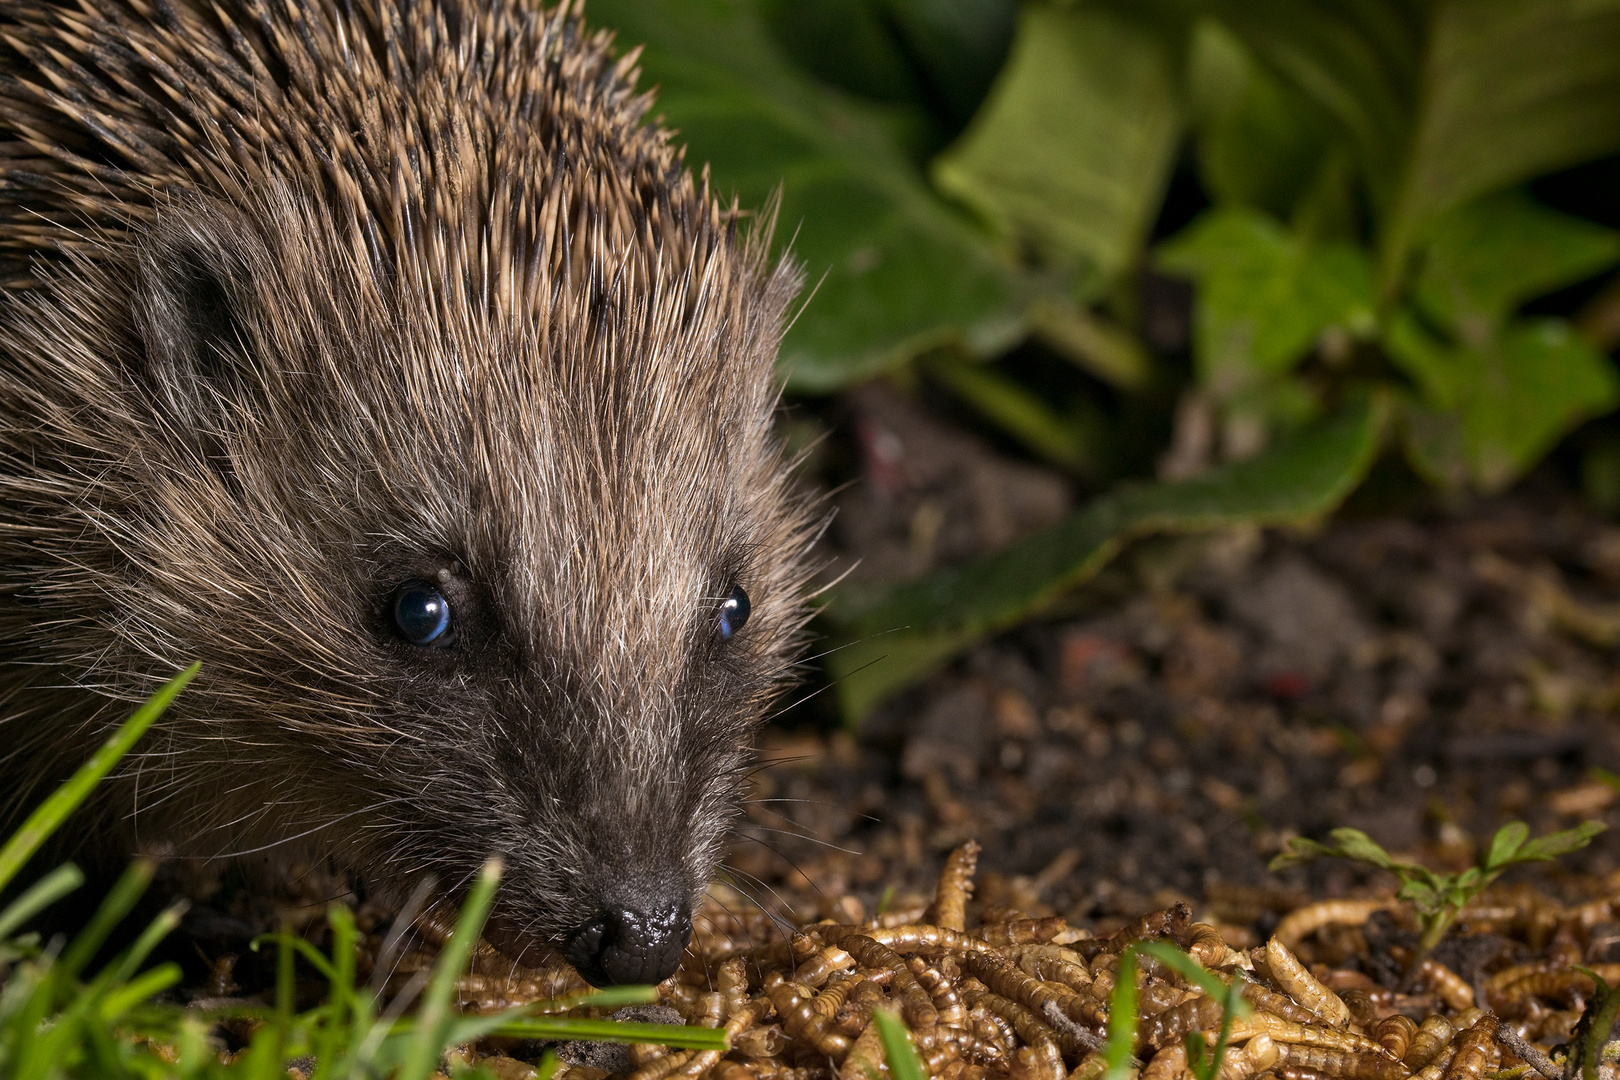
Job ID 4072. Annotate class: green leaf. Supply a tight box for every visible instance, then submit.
[1187,19,1333,219]
[874,1008,928,1080]
[1387,314,1620,492]
[932,2,1182,297]
[1326,828,1396,870]
[1102,948,1140,1080]
[1201,0,1422,216]
[1395,879,1441,914]
[1414,191,1620,336]
[490,1017,730,1050]
[590,0,1024,392]
[827,395,1385,719]
[1383,0,1620,286]
[1485,822,1531,871]
[0,663,197,893]
[1157,208,1375,395]
[1515,821,1607,863]
[1267,836,1339,871]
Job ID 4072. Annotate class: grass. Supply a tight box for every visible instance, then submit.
[0,666,709,1079]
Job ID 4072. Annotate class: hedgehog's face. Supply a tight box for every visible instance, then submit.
[117,192,810,985]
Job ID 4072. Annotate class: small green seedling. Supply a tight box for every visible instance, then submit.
[1270,820,1607,955]
[1102,942,1250,1080]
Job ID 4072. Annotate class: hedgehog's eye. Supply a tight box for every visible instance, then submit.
[393,581,451,645]
[718,584,751,641]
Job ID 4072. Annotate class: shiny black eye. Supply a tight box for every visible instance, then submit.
[392,581,451,645]
[718,584,751,641]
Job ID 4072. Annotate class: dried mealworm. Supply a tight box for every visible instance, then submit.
[1005,945,1094,992]
[978,918,1070,947]
[766,971,854,1058]
[910,956,967,1026]
[968,1002,1019,1055]
[716,1064,826,1080]
[1494,967,1620,1011]
[1139,994,1227,1051]
[674,998,774,1080]
[1273,1041,1406,1080]
[1276,1067,1334,1080]
[1337,989,1380,1028]
[1011,1040,1067,1080]
[960,984,1070,1056]
[1439,1014,1498,1080]
[835,934,939,1027]
[1404,1015,1456,1071]
[1372,1015,1416,1063]
[1485,964,1561,999]
[1273,901,1396,952]
[822,923,997,956]
[734,1024,789,1059]
[793,944,857,989]
[1416,957,1473,1011]
[835,980,890,1037]
[1267,937,1352,1028]
[1143,1044,1188,1080]
[929,840,982,931]
[1220,1033,1282,1080]
[625,1048,698,1080]
[1410,1045,1457,1080]
[1236,977,1337,1027]
[913,1022,1010,1071]
[1081,904,1193,960]
[1180,922,1240,968]
[965,949,1107,1034]
[1233,1013,1387,1056]
[693,991,725,1028]
[812,973,859,1018]
[716,956,750,1014]
[839,1021,885,1080]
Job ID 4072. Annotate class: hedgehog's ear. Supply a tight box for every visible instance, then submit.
[132,200,269,438]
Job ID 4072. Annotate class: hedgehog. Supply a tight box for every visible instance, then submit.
[0,0,819,986]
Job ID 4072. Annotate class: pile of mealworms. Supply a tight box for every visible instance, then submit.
[434,840,1620,1080]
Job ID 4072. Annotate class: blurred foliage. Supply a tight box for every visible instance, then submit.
[589,0,1620,716]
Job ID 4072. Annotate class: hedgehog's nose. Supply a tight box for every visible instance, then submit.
[565,903,691,986]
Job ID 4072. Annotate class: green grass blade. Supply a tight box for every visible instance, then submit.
[0,862,84,940]
[489,1017,731,1049]
[88,898,187,995]
[60,858,156,978]
[96,962,181,1021]
[874,1007,927,1080]
[529,986,660,1013]
[0,662,198,893]
[1102,947,1140,1080]
[395,858,502,1080]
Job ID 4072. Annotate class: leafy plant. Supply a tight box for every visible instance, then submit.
[1270,820,1608,956]
[826,393,1386,717]
[581,0,1620,721]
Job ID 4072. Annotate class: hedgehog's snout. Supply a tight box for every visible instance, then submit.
[564,902,692,986]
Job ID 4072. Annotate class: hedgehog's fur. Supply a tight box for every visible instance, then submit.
[0,0,816,974]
